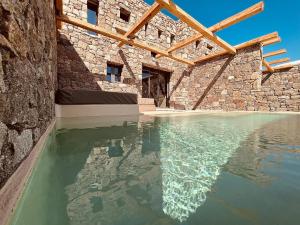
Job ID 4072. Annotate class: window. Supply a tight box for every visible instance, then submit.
[145,22,148,32]
[207,43,214,50]
[158,29,162,38]
[107,139,124,158]
[195,40,200,48]
[151,51,157,58]
[106,63,123,83]
[87,0,99,35]
[170,34,175,44]
[120,7,130,22]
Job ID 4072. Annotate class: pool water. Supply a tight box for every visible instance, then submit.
[10,113,300,225]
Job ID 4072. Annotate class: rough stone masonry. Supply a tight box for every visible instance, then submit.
[58,0,300,111]
[0,0,57,188]
[0,0,300,188]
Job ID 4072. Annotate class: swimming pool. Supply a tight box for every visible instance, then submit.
[10,113,300,225]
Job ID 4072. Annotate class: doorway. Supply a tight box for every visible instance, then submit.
[142,66,171,108]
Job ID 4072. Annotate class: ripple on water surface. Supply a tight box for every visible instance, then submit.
[10,113,300,225]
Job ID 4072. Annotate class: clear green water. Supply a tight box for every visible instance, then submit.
[10,113,300,225]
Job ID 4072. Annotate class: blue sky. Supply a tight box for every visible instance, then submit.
[145,0,300,62]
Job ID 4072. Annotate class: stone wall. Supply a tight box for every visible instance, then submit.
[170,45,300,111]
[0,0,57,187]
[170,45,263,110]
[57,0,218,95]
[256,66,300,111]
[58,0,300,112]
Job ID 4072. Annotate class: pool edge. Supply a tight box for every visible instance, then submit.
[0,119,56,225]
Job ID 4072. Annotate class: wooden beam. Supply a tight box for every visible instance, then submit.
[156,0,236,54]
[261,37,281,46]
[263,62,298,73]
[263,49,287,58]
[262,59,275,72]
[118,2,162,47]
[273,62,298,71]
[56,15,194,65]
[157,1,264,58]
[55,0,63,29]
[235,32,278,49]
[194,32,278,64]
[268,58,290,65]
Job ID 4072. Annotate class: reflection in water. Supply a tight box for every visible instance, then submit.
[159,114,285,222]
[226,115,300,186]
[64,120,165,225]
[10,113,300,225]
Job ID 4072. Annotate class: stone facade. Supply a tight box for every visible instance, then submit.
[57,0,219,95]
[256,66,300,111]
[0,0,57,187]
[171,45,263,110]
[57,0,300,112]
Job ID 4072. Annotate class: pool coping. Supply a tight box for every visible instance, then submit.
[0,119,56,225]
[143,110,300,116]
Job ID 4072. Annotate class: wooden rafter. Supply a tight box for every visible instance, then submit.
[268,58,290,65]
[273,62,298,71]
[156,1,264,58]
[263,49,287,58]
[156,0,236,54]
[263,61,299,73]
[262,59,275,72]
[118,2,162,47]
[55,0,63,28]
[262,37,281,46]
[194,32,278,64]
[56,15,194,65]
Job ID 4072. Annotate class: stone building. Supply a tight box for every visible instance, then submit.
[57,0,300,111]
[0,0,300,191]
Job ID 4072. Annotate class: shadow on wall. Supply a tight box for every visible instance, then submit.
[168,66,195,110]
[57,32,101,90]
[169,67,194,97]
[261,67,293,84]
[192,56,234,110]
[118,49,142,96]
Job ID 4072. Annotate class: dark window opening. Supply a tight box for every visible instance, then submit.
[120,7,130,22]
[207,43,214,50]
[195,40,200,48]
[106,63,123,83]
[145,22,148,32]
[107,140,124,158]
[158,29,162,38]
[151,51,157,58]
[87,0,99,35]
[170,34,175,44]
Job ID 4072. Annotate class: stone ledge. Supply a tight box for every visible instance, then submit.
[0,120,56,225]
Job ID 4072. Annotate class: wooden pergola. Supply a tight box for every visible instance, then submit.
[55,0,296,73]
